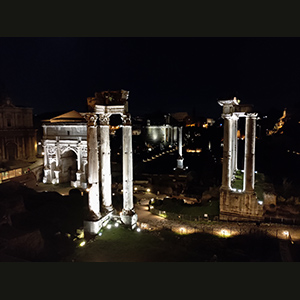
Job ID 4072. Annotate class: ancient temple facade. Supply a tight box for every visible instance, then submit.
[0,97,36,162]
[218,98,263,221]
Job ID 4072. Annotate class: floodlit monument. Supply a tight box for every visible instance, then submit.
[42,90,137,234]
[42,110,88,187]
[84,90,137,234]
[218,97,263,221]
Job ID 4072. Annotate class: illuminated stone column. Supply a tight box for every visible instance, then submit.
[76,141,83,184]
[86,113,100,220]
[53,141,61,184]
[231,114,239,176]
[122,114,134,212]
[121,114,137,227]
[221,115,233,190]
[177,126,184,169]
[99,114,113,213]
[173,126,178,143]
[243,113,257,193]
[42,143,51,183]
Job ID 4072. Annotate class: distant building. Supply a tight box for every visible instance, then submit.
[141,113,179,147]
[0,97,36,162]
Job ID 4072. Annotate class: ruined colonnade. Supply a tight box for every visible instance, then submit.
[218,98,263,221]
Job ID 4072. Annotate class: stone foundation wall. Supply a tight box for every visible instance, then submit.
[219,189,264,221]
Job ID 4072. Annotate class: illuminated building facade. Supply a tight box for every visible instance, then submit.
[218,98,263,221]
[0,97,36,163]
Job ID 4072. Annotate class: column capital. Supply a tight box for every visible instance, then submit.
[246,113,258,119]
[98,113,111,125]
[222,113,234,120]
[85,113,98,127]
[121,113,131,125]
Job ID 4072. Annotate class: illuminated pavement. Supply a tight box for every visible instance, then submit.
[32,184,300,242]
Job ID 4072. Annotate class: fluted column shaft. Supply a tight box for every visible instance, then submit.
[122,114,134,212]
[86,113,100,219]
[243,113,257,193]
[99,114,113,211]
[221,115,233,190]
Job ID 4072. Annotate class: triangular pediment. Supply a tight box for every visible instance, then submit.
[49,110,85,123]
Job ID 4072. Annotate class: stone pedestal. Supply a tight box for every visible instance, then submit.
[120,210,138,229]
[219,189,263,222]
[43,168,51,183]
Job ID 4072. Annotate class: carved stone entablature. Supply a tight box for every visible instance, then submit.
[95,105,125,116]
[85,113,98,127]
[98,114,110,125]
[106,105,126,116]
[121,113,131,126]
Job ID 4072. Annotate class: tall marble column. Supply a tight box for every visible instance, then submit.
[99,114,113,213]
[76,140,83,185]
[42,144,51,183]
[122,114,134,214]
[231,114,239,177]
[86,113,100,220]
[53,141,60,184]
[221,115,233,190]
[173,126,178,143]
[177,126,184,169]
[243,113,257,193]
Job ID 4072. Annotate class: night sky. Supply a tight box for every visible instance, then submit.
[1,37,300,118]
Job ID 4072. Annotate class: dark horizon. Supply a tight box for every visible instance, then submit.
[1,37,299,119]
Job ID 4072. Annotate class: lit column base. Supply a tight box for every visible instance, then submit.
[53,168,60,184]
[177,157,184,169]
[84,211,113,235]
[43,168,51,183]
[120,209,138,229]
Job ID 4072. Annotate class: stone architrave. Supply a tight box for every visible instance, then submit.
[243,113,257,193]
[85,113,100,220]
[99,113,113,213]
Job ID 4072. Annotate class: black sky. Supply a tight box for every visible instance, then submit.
[1,37,300,118]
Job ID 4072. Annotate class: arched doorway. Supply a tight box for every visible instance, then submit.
[6,142,17,160]
[61,149,77,183]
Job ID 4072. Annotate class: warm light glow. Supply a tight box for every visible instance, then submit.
[146,188,150,192]
[179,227,186,234]
[283,231,289,238]
[136,227,141,232]
[79,241,86,247]
[114,222,119,227]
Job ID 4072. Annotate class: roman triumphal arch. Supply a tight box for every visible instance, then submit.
[218,98,263,221]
